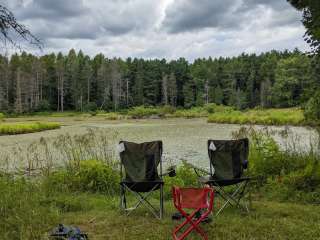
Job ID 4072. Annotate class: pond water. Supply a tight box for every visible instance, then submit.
[0,118,318,170]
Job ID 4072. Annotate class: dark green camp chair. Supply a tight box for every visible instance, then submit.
[195,138,252,216]
[119,140,164,219]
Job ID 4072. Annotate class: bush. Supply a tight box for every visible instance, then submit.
[0,122,61,135]
[159,105,176,115]
[83,102,98,112]
[234,126,320,203]
[0,176,59,239]
[208,108,305,126]
[304,90,320,121]
[127,106,159,118]
[0,112,4,120]
[163,163,199,199]
[45,160,119,195]
[36,99,51,112]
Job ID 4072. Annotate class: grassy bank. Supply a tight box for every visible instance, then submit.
[0,128,319,238]
[0,122,61,135]
[208,108,306,126]
[5,105,315,126]
[2,177,318,240]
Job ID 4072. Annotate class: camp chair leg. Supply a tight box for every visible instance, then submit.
[173,208,211,240]
[160,184,164,219]
[214,181,250,216]
[120,185,127,212]
[121,184,163,219]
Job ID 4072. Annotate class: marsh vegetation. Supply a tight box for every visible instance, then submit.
[0,123,319,239]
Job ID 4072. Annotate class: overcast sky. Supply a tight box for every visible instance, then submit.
[0,0,310,61]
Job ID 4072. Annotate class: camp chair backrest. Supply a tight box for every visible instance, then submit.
[119,141,162,182]
[208,138,249,180]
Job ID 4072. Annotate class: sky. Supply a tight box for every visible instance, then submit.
[0,0,310,61]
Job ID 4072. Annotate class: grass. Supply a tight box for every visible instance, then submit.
[4,105,316,127]
[208,108,305,126]
[0,122,61,135]
[0,127,319,239]
[1,177,319,240]
[61,197,320,240]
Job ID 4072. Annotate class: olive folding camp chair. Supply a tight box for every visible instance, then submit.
[119,140,164,219]
[195,138,251,216]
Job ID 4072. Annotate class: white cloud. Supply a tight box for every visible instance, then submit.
[0,0,310,60]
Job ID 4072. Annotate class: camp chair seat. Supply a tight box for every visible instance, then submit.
[172,187,215,240]
[120,180,164,192]
[199,176,252,186]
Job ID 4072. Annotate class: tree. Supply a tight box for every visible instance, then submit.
[56,53,65,112]
[272,55,312,107]
[0,5,42,50]
[162,74,169,105]
[288,1,320,53]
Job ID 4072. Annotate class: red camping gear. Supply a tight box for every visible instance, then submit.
[172,187,214,240]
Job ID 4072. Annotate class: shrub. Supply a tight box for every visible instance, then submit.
[0,122,61,135]
[83,102,98,112]
[36,99,51,111]
[163,162,199,199]
[208,108,305,126]
[159,105,176,115]
[304,90,320,121]
[127,106,159,118]
[45,160,119,195]
[0,176,59,239]
[0,112,4,120]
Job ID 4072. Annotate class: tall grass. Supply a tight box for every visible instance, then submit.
[208,108,305,126]
[0,122,60,135]
[0,127,319,238]
[233,126,320,203]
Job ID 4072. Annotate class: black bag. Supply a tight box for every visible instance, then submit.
[50,224,88,240]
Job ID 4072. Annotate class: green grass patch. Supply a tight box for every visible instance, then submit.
[208,108,305,126]
[0,122,60,135]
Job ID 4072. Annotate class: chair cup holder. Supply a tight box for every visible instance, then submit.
[167,167,176,177]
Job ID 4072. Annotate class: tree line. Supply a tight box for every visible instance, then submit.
[0,48,318,113]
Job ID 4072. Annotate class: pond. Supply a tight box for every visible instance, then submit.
[0,117,318,170]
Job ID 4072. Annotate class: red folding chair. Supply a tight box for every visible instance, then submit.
[172,187,214,240]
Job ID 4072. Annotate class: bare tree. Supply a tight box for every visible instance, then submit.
[14,68,22,113]
[162,74,168,105]
[110,61,122,110]
[168,73,177,107]
[0,5,42,50]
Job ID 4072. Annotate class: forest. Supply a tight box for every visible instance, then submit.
[0,48,318,114]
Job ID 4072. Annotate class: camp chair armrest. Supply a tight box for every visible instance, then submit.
[183,161,210,177]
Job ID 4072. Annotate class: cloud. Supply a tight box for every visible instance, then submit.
[162,0,302,33]
[0,0,310,60]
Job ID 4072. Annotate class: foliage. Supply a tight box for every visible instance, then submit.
[83,102,98,112]
[0,112,4,120]
[127,106,159,118]
[304,89,320,121]
[272,55,312,107]
[163,162,199,199]
[0,49,317,114]
[233,126,320,203]
[0,122,60,135]
[0,175,59,239]
[36,100,51,112]
[0,5,42,49]
[208,108,305,126]
[45,160,119,195]
[288,1,320,53]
